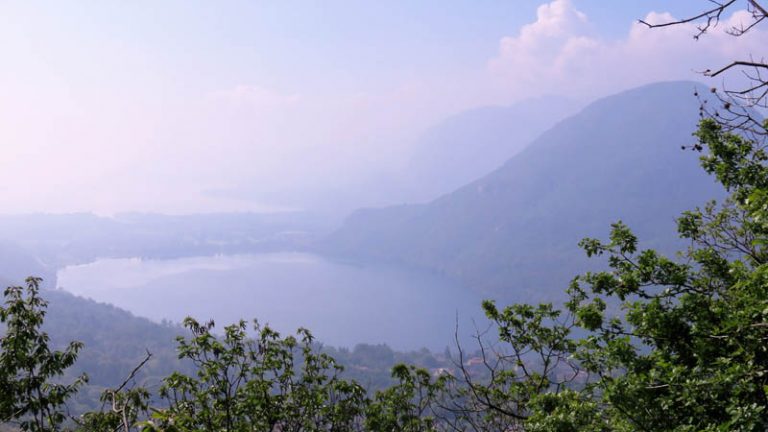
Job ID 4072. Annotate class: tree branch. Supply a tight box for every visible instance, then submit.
[705,60,768,78]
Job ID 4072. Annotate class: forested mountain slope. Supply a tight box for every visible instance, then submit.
[42,290,187,413]
[322,81,725,300]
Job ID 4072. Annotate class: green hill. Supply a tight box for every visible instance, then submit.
[321,81,726,301]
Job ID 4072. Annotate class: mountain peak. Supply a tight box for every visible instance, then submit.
[322,81,724,300]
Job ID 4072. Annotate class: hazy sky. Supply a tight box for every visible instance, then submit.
[0,0,763,214]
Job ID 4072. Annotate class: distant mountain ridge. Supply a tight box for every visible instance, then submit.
[321,81,726,301]
[401,95,581,202]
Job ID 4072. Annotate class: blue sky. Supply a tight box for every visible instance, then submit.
[0,1,761,214]
[0,1,707,95]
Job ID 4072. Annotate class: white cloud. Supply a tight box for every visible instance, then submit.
[488,0,766,101]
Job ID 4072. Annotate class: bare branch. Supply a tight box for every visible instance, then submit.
[638,0,737,38]
[749,0,768,17]
[705,60,768,78]
[114,350,153,394]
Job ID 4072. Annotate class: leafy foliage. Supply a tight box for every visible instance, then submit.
[365,364,441,431]
[0,278,86,432]
[540,117,768,431]
[142,318,368,432]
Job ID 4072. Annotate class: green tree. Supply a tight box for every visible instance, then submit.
[0,277,86,432]
[519,117,768,431]
[365,364,442,432]
[141,318,368,432]
[75,354,153,432]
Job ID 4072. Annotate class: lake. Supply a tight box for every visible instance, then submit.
[56,253,487,351]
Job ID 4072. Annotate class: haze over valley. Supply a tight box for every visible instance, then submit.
[0,1,766,422]
[0,80,730,350]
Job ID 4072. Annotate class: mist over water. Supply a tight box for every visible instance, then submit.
[57,253,486,351]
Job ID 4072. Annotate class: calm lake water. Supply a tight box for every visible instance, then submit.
[56,253,486,350]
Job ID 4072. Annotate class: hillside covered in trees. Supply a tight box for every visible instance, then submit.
[322,81,725,300]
